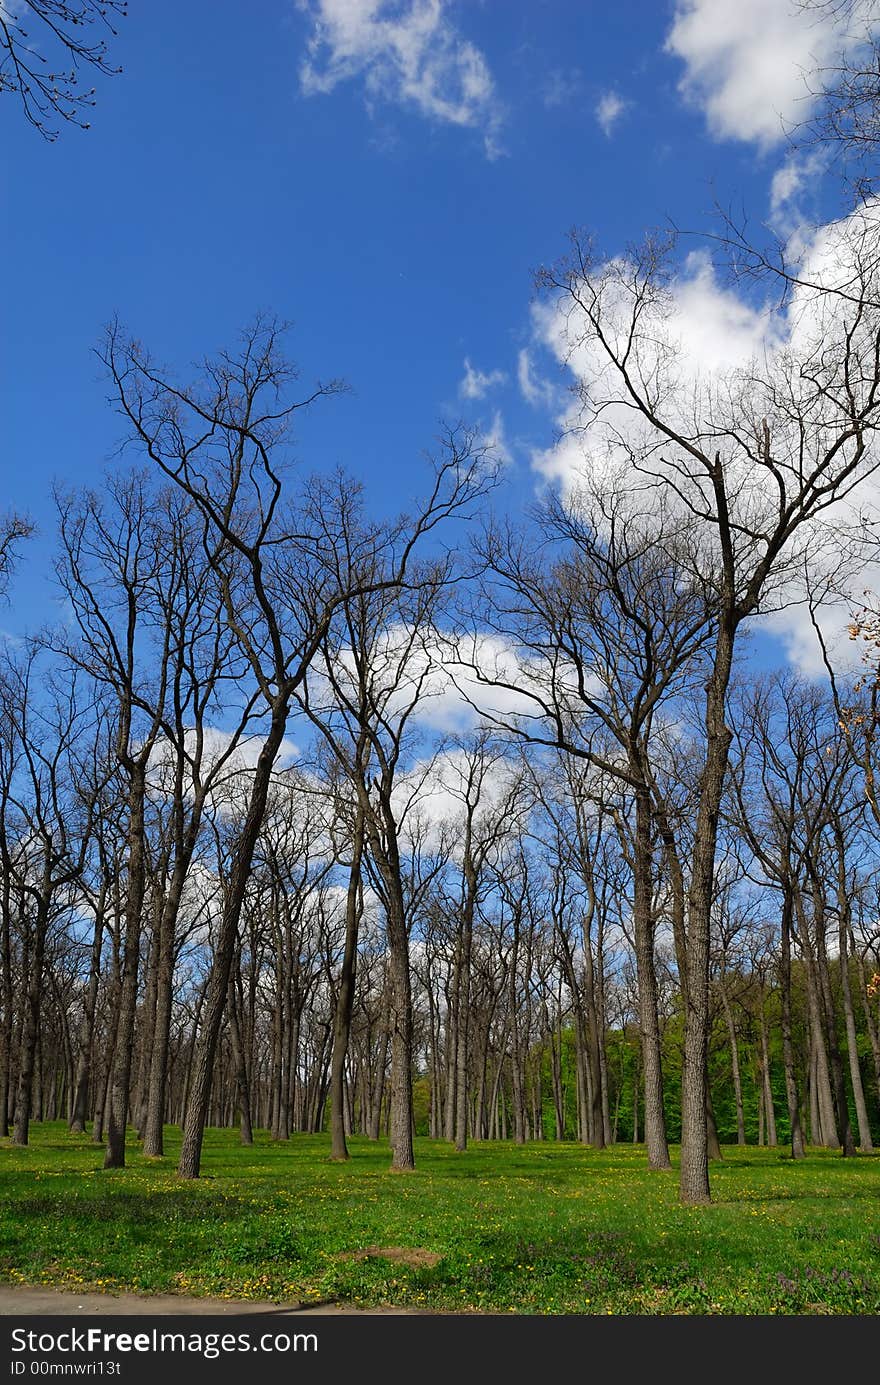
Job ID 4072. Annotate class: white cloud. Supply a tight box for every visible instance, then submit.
[307,621,596,739]
[665,0,858,147]
[392,745,526,858]
[770,158,808,214]
[769,149,828,239]
[526,204,880,677]
[459,357,506,400]
[667,249,777,368]
[478,409,513,469]
[595,90,628,137]
[758,594,865,678]
[297,0,503,156]
[530,246,778,495]
[146,725,300,814]
[517,348,556,409]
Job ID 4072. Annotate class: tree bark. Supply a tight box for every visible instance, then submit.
[178,700,292,1179]
[12,889,50,1146]
[104,764,149,1169]
[69,883,106,1134]
[632,785,670,1169]
[680,609,734,1205]
[329,806,364,1161]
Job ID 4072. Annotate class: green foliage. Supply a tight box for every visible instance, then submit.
[2,1124,879,1314]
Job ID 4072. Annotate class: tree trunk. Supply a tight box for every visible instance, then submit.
[758,1003,778,1147]
[632,784,670,1170]
[454,864,476,1153]
[833,841,873,1150]
[226,971,253,1144]
[808,881,855,1155]
[178,700,291,1179]
[142,865,187,1157]
[853,943,880,1105]
[0,870,15,1139]
[13,859,52,1147]
[778,886,804,1157]
[680,617,734,1205]
[386,894,415,1170]
[809,981,838,1146]
[720,979,746,1145]
[368,1017,389,1141]
[329,807,364,1161]
[69,884,106,1135]
[104,764,149,1169]
[443,973,457,1143]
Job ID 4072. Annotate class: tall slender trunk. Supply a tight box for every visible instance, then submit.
[426,981,441,1138]
[778,885,804,1157]
[595,920,612,1146]
[632,784,670,1170]
[142,861,187,1157]
[804,958,838,1147]
[329,807,364,1161]
[12,883,51,1146]
[178,700,291,1179]
[808,878,854,1155]
[547,1005,564,1141]
[0,871,16,1138]
[720,977,746,1144]
[833,836,872,1151]
[758,1001,778,1147]
[507,921,526,1145]
[554,923,591,1145]
[386,890,415,1169]
[105,764,149,1169]
[581,932,606,1150]
[361,791,414,1172]
[443,973,457,1142]
[69,884,106,1134]
[227,973,253,1146]
[454,864,476,1153]
[368,1013,389,1141]
[680,613,734,1206]
[133,899,161,1137]
[853,942,880,1103]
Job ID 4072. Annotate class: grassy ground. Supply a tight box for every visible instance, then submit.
[1,1124,879,1314]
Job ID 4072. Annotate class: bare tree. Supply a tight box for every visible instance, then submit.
[1,0,126,140]
[794,0,880,202]
[0,512,33,601]
[0,645,95,1145]
[439,734,525,1152]
[459,481,716,1170]
[529,220,880,1202]
[297,542,465,1171]
[101,318,494,1177]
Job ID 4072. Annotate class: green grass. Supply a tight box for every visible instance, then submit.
[1,1124,879,1313]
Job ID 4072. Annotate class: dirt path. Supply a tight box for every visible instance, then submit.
[0,1285,418,1316]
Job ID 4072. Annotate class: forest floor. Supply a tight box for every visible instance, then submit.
[1,1126,879,1314]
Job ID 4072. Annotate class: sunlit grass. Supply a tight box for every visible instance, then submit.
[2,1124,879,1313]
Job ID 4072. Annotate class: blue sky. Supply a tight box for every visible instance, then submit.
[2,0,854,645]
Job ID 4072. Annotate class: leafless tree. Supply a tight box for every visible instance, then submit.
[0,645,96,1144]
[457,480,716,1171]
[297,542,463,1170]
[100,317,495,1177]
[526,219,880,1202]
[1,0,126,140]
[0,511,33,601]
